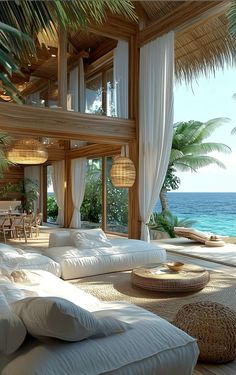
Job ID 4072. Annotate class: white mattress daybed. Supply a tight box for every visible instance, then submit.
[0,243,61,277]
[0,269,199,375]
[44,229,166,279]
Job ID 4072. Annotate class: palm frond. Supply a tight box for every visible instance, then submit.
[182,142,232,155]
[231,127,236,135]
[194,118,231,143]
[228,0,236,37]
[175,155,226,170]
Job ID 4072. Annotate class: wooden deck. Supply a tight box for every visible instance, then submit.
[168,251,236,375]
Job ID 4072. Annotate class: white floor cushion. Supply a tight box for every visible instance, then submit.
[0,302,199,375]
[44,238,166,279]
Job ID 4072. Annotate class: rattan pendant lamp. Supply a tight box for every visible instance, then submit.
[7,139,48,165]
[110,146,136,188]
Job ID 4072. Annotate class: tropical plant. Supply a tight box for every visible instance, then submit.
[0,1,136,102]
[148,211,195,238]
[160,118,232,212]
[0,178,39,213]
[0,132,10,175]
[47,194,58,222]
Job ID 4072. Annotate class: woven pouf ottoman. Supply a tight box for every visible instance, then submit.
[173,301,236,363]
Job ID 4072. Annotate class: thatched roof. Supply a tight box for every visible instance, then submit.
[1,0,236,99]
[175,13,236,82]
[137,1,236,82]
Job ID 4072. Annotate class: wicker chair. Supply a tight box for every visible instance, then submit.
[31,212,43,238]
[173,301,236,363]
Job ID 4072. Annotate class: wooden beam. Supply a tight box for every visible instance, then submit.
[0,103,136,144]
[58,27,67,109]
[128,34,140,239]
[88,39,117,64]
[85,50,113,79]
[67,144,121,160]
[139,1,221,46]
[21,51,89,98]
[87,16,137,40]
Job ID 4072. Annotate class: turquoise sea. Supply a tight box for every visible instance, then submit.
[155,192,236,237]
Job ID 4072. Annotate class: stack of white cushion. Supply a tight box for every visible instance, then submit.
[0,243,61,277]
[45,228,166,279]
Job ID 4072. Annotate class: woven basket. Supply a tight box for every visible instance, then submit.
[173,301,236,363]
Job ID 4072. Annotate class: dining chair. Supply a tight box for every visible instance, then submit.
[31,212,43,238]
[0,214,16,243]
[15,213,34,243]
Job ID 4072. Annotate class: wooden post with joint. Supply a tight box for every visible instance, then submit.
[58,25,72,227]
[128,33,140,239]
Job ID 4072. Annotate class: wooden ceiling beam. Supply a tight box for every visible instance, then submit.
[139,1,221,46]
[67,144,121,160]
[87,16,137,41]
[0,103,136,145]
[88,39,117,64]
[20,50,89,97]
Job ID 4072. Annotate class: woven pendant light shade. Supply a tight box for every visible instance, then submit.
[110,156,136,188]
[7,139,48,165]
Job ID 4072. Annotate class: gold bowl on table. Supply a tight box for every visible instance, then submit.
[165,262,184,272]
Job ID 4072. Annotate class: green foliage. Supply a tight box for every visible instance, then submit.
[80,168,102,224]
[148,211,195,238]
[80,158,128,232]
[0,133,10,176]
[107,178,128,231]
[0,178,39,213]
[47,195,58,222]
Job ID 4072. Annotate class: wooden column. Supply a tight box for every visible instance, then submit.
[64,151,73,228]
[101,157,107,231]
[58,26,67,109]
[128,33,140,239]
[41,165,48,223]
[57,27,72,227]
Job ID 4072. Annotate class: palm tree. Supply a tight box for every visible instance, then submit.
[160,118,232,212]
[0,1,136,102]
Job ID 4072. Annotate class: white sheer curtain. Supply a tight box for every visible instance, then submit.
[139,31,174,241]
[52,160,65,226]
[113,40,128,118]
[68,58,85,112]
[70,157,87,228]
[68,67,79,111]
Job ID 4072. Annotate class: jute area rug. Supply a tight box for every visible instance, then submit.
[70,270,236,322]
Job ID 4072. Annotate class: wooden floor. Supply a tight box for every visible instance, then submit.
[168,252,236,375]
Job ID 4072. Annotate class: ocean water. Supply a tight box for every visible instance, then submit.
[154,192,236,237]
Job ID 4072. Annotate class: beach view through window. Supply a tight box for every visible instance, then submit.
[155,67,236,236]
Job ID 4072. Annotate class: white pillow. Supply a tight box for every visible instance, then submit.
[174,227,212,243]
[0,291,26,354]
[0,243,24,255]
[12,296,128,342]
[71,228,113,249]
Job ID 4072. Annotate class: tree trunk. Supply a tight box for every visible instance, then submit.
[159,186,169,212]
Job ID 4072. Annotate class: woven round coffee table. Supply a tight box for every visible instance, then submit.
[131,264,210,293]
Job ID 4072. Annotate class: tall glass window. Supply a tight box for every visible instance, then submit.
[105,156,128,234]
[81,158,102,228]
[85,74,103,115]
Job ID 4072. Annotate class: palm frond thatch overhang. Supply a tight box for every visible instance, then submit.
[175,13,236,83]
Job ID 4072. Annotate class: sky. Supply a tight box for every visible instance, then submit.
[174,66,236,192]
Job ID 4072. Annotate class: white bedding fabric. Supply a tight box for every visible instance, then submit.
[0,270,199,375]
[44,238,166,279]
[0,245,61,277]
